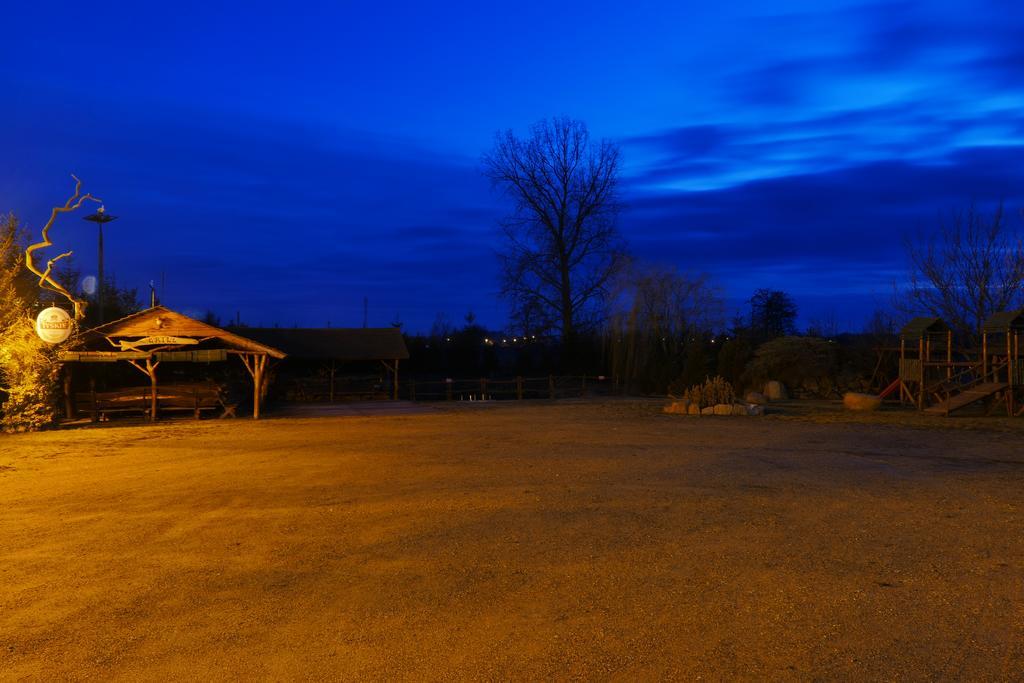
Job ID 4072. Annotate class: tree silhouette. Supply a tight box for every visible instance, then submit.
[484,117,626,346]
[749,289,798,341]
[902,203,1024,343]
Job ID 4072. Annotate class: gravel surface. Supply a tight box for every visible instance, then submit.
[1,401,1022,680]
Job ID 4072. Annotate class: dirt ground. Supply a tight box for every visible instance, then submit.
[1,401,1023,680]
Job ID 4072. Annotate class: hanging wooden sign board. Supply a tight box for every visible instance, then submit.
[115,336,199,351]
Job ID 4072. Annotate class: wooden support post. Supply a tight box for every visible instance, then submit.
[89,376,98,423]
[239,353,267,419]
[254,355,265,419]
[1011,329,1019,411]
[329,359,336,403]
[63,367,74,419]
[128,357,160,422]
[409,380,416,401]
[516,376,523,400]
[1008,330,1015,415]
[394,359,400,400]
[581,374,587,397]
[549,375,555,400]
[946,330,952,380]
[918,338,924,410]
[899,337,906,406]
[480,377,487,400]
[983,332,988,379]
[148,359,158,422]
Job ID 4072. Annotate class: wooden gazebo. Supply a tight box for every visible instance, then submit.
[59,306,286,420]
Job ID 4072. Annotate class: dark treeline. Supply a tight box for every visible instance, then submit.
[474,117,1023,399]
[401,286,897,400]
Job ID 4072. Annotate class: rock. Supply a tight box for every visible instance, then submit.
[713,403,732,416]
[731,404,748,416]
[747,404,765,416]
[843,392,881,412]
[662,400,689,414]
[700,406,715,416]
[688,403,701,415]
[745,391,767,405]
[764,381,788,401]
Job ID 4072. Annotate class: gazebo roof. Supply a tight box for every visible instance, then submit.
[240,327,409,361]
[80,306,287,358]
[982,309,1024,333]
[899,316,949,340]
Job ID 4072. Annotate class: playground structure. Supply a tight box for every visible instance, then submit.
[896,311,1024,416]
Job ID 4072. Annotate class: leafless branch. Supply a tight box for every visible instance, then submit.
[24,174,101,320]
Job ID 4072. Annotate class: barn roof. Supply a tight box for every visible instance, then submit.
[82,306,287,358]
[982,309,1024,333]
[899,316,949,340]
[239,327,410,361]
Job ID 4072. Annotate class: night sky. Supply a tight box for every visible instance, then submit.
[3,1,1022,332]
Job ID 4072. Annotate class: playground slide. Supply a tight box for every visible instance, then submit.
[878,378,900,400]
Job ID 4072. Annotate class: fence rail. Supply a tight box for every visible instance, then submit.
[406,375,606,401]
[277,374,610,403]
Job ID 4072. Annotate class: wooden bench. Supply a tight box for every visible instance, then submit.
[157,383,228,419]
[74,382,235,421]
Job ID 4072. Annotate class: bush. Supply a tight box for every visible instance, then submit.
[0,316,60,432]
[0,213,60,432]
[744,336,838,397]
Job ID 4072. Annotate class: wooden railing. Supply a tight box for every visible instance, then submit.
[923,359,1007,415]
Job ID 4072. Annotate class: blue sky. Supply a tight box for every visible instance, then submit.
[2,0,1022,331]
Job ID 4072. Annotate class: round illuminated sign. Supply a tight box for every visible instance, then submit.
[35,306,73,344]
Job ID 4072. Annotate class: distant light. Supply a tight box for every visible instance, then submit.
[82,275,97,295]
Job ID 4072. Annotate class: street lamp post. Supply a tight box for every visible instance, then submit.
[82,206,118,324]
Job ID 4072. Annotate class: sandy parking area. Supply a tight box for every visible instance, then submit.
[1,401,1023,680]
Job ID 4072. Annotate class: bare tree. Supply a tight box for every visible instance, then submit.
[614,264,723,340]
[903,203,1024,343]
[607,263,722,392]
[483,117,626,345]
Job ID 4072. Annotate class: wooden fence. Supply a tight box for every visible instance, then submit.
[405,375,606,401]
[281,375,391,402]
[277,374,609,402]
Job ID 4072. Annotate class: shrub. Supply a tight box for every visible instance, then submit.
[0,214,60,432]
[675,375,735,408]
[0,316,60,432]
[744,336,838,396]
